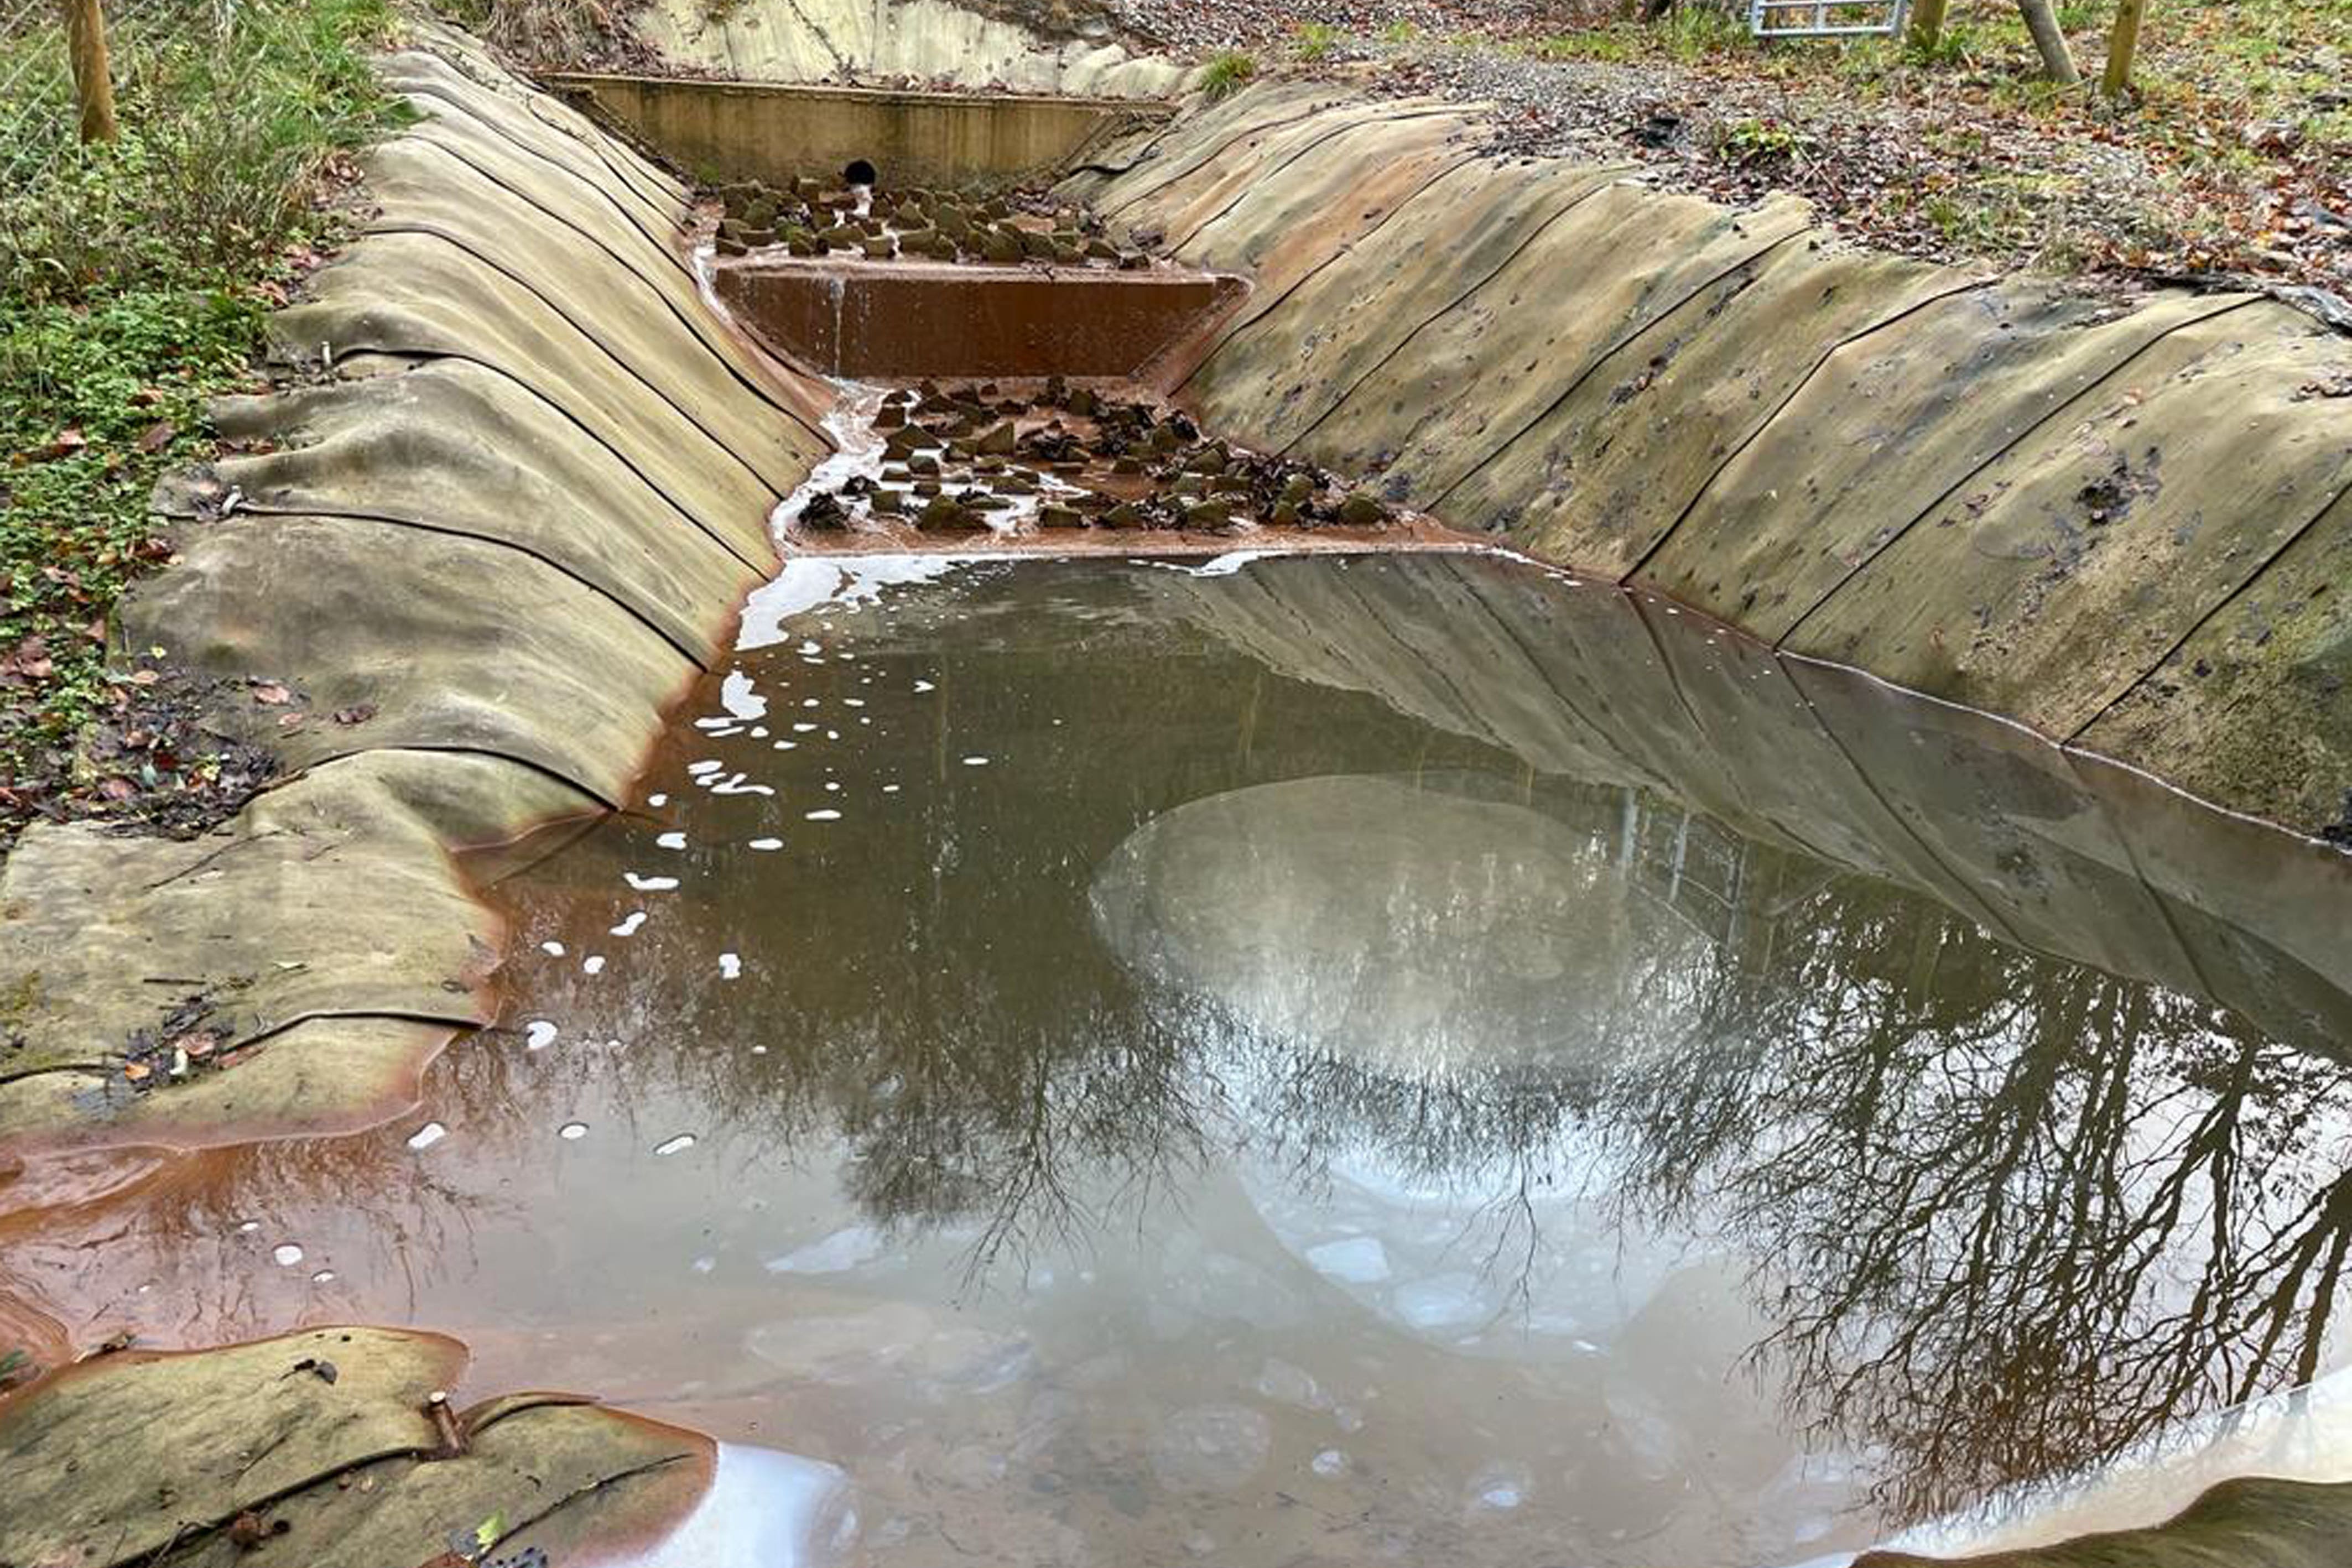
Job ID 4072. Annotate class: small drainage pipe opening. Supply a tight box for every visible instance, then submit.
[842,158,877,189]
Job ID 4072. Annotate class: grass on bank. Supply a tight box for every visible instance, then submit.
[0,0,409,844]
[1198,48,1257,101]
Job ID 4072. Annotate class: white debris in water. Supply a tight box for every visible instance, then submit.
[693,1255,717,1273]
[559,1122,589,1140]
[841,698,865,708]
[1469,1463,1532,1511]
[657,832,689,850]
[238,1220,261,1234]
[653,1134,697,1157]
[805,809,841,821]
[801,697,821,708]
[688,760,724,775]
[748,838,784,851]
[272,1243,304,1267]
[1305,1236,1392,1284]
[960,756,990,767]
[540,940,566,957]
[583,955,606,976]
[626,873,681,892]
[798,640,823,656]
[310,1269,336,1285]
[825,729,839,741]
[764,1225,886,1275]
[824,782,841,793]
[1187,549,1281,577]
[524,1020,559,1050]
[720,669,768,721]
[647,793,668,807]
[719,953,742,980]
[792,722,818,733]
[914,679,936,693]
[611,911,648,937]
[407,1122,446,1151]
[1312,1450,1349,1478]
[773,740,798,751]
[711,777,775,797]
[881,784,901,794]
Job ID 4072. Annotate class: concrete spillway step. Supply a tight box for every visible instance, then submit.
[712,256,1246,378]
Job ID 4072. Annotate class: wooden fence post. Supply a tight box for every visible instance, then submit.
[63,0,117,143]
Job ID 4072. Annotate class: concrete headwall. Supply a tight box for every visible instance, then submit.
[0,22,830,1152]
[632,0,1193,97]
[1060,85,2352,835]
[547,73,1165,190]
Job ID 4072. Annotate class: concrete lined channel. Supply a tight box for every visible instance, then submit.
[3,18,2352,1568]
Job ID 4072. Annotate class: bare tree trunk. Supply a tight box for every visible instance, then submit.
[1907,0,1951,51]
[2016,0,2081,84]
[63,0,116,142]
[2101,0,2147,96]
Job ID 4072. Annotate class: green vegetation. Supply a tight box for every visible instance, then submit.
[1713,114,1819,167]
[1198,48,1257,101]
[1291,21,1340,62]
[1377,19,1420,47]
[0,0,408,840]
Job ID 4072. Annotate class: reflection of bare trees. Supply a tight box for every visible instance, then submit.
[480,565,2352,1531]
[1593,878,2352,1522]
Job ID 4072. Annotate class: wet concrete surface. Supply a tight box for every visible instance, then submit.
[7,553,2351,1568]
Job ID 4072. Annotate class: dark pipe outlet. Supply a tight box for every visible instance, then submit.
[843,158,877,187]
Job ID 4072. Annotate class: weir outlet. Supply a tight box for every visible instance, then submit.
[712,256,1248,379]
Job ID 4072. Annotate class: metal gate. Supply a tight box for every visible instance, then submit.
[1748,0,1910,38]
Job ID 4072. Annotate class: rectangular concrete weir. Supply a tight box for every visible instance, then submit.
[543,74,1168,192]
[714,257,1248,379]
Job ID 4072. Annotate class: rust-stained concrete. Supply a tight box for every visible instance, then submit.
[548,72,1166,191]
[713,254,1245,377]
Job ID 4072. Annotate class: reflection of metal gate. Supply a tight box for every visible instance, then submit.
[1618,792,1750,946]
[1748,0,1909,38]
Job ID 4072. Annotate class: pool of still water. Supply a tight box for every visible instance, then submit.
[17,550,2352,1568]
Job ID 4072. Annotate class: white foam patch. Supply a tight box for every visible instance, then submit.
[720,669,768,721]
[620,1440,856,1568]
[737,555,963,652]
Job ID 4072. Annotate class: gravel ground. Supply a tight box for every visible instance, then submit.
[1100,0,1586,51]
[1379,44,2174,276]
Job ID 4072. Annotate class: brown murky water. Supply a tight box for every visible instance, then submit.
[10,551,2352,1567]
